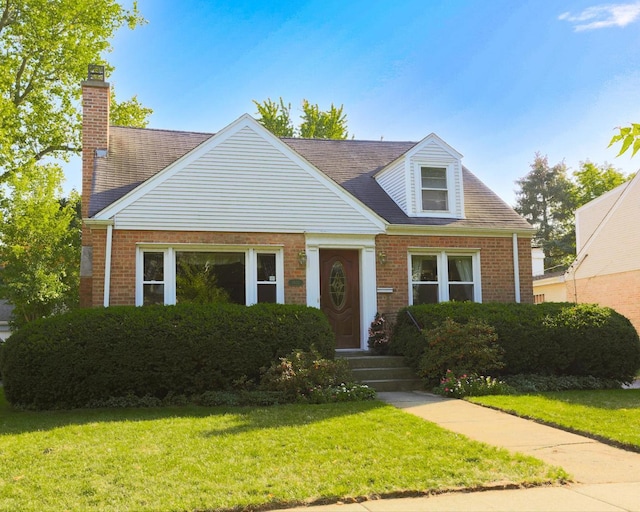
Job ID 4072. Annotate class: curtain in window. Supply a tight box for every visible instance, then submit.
[454,257,473,282]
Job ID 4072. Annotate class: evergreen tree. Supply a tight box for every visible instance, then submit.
[515,154,575,271]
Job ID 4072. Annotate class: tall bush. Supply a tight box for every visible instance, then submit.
[391,302,640,382]
[0,303,335,409]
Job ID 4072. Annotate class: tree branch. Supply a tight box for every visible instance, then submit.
[34,145,79,161]
[0,0,15,34]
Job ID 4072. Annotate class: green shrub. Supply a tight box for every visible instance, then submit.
[419,318,504,386]
[260,348,364,403]
[434,370,515,398]
[0,303,335,409]
[392,302,640,382]
[503,374,623,393]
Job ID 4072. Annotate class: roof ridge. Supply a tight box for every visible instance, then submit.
[110,125,215,136]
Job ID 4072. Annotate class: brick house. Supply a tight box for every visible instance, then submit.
[565,173,640,333]
[81,70,534,350]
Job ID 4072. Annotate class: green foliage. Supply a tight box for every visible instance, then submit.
[367,312,392,354]
[259,348,356,401]
[392,302,640,382]
[252,97,294,137]
[502,374,623,393]
[434,370,515,398]
[299,99,348,139]
[0,0,147,175]
[514,153,575,271]
[110,90,153,128]
[609,122,640,158]
[571,161,631,208]
[253,97,349,139]
[418,317,504,386]
[0,303,335,409]
[175,258,230,304]
[0,164,80,325]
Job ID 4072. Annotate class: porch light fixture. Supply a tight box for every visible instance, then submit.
[298,250,307,266]
[377,251,387,265]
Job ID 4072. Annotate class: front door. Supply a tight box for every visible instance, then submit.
[320,249,360,349]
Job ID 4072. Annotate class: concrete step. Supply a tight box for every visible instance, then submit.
[351,366,417,381]
[337,352,424,392]
[361,378,425,392]
[339,354,408,369]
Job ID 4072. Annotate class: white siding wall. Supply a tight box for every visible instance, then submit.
[115,126,383,234]
[575,184,626,252]
[574,177,640,279]
[376,159,407,212]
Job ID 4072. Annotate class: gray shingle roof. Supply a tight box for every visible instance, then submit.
[90,125,532,231]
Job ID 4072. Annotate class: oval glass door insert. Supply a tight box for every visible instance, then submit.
[330,261,347,308]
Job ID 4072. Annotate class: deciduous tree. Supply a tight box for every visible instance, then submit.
[254,98,349,139]
[0,0,151,324]
[571,161,631,208]
[0,164,80,326]
[0,0,148,178]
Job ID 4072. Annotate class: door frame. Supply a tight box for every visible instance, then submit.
[305,234,377,350]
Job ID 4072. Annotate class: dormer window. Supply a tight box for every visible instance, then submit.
[374,133,465,219]
[421,167,448,211]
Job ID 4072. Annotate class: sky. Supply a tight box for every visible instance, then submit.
[71,0,640,206]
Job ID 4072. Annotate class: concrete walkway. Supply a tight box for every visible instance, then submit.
[285,391,640,511]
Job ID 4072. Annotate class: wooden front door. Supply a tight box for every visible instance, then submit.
[320,249,360,349]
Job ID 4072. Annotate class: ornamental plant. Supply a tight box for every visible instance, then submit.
[367,312,392,354]
[435,370,514,398]
[259,348,374,403]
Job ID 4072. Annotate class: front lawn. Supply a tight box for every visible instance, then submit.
[469,389,640,450]
[0,391,566,511]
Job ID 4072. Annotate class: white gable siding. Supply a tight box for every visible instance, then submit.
[575,184,626,252]
[574,177,640,279]
[409,141,463,218]
[376,159,407,212]
[114,126,383,234]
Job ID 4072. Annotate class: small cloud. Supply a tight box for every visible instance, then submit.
[559,2,640,31]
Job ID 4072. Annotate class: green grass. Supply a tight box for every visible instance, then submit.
[0,390,566,511]
[469,389,640,450]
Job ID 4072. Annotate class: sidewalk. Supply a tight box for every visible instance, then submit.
[285,391,640,511]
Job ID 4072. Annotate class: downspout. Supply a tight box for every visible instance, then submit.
[103,224,113,307]
[512,233,521,303]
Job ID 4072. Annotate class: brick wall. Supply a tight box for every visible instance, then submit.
[88,229,533,312]
[89,229,307,307]
[569,270,640,334]
[374,233,533,315]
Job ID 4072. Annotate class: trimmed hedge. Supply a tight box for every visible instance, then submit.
[0,303,335,409]
[391,302,640,382]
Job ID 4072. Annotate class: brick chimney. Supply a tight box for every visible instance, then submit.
[81,64,110,219]
[80,64,110,307]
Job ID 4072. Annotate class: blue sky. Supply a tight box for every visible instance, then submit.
[75,0,640,205]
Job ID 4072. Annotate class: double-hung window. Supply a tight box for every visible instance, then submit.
[138,247,283,306]
[421,167,448,211]
[410,251,480,304]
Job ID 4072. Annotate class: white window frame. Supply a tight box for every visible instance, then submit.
[419,166,449,212]
[408,250,482,304]
[413,162,460,218]
[135,245,284,306]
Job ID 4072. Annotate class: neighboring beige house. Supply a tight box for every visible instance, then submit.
[531,246,568,304]
[565,173,640,332]
[533,271,567,304]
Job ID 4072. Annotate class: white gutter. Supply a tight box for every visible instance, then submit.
[103,224,113,307]
[512,233,521,303]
